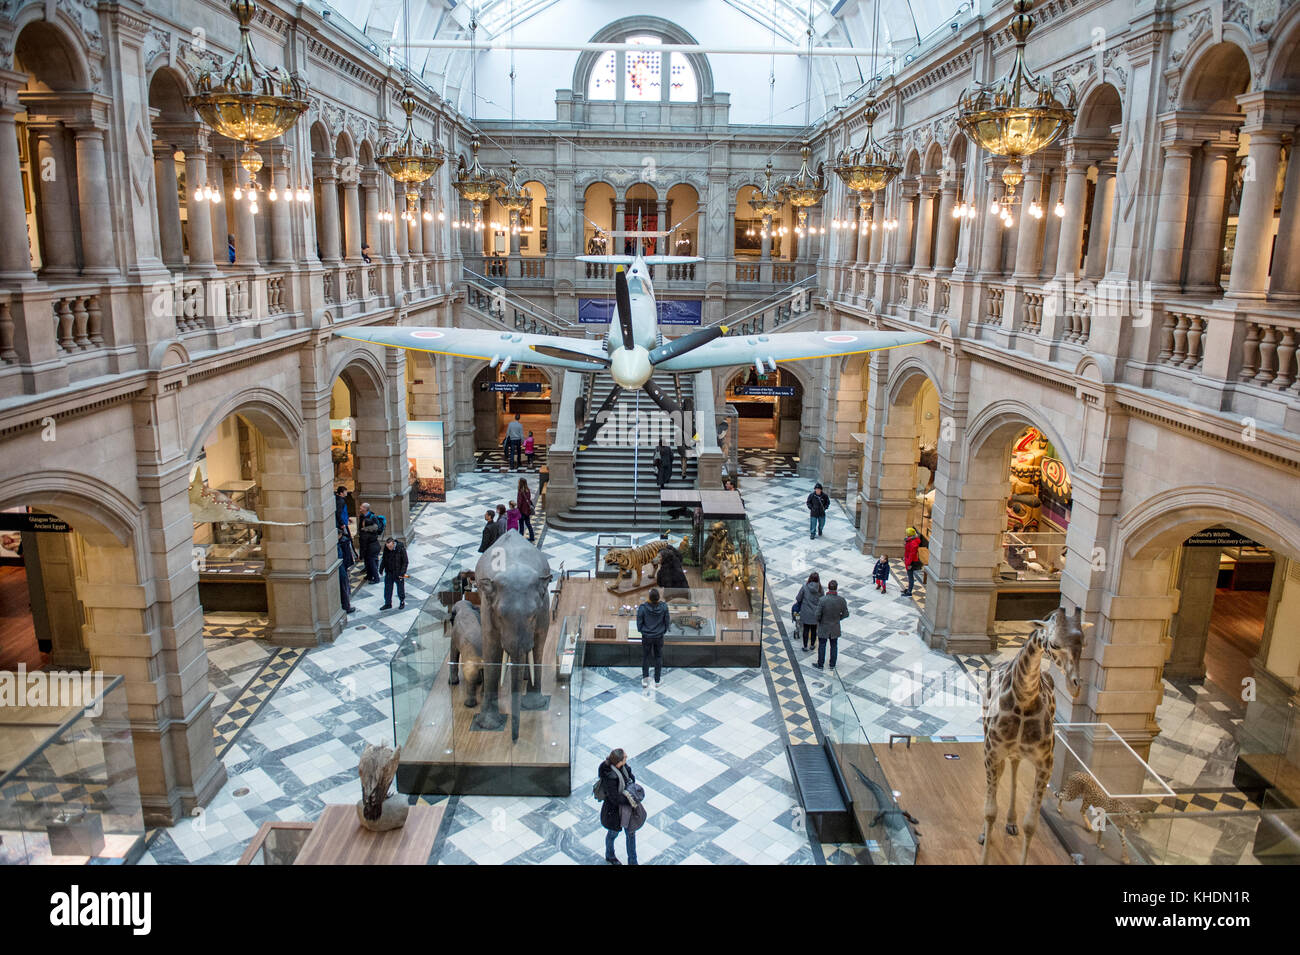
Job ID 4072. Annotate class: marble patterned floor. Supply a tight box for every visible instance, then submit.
[140,470,1279,866]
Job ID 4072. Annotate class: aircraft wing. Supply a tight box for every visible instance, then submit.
[654,328,932,372]
[335,326,610,371]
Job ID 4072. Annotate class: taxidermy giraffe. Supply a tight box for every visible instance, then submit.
[978,606,1089,864]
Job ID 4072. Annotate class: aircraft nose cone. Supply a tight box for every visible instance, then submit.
[610,346,651,389]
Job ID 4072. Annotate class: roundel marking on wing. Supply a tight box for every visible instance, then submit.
[824,334,857,344]
[411,330,445,340]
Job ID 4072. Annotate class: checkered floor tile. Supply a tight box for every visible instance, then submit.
[211,648,307,758]
[202,616,271,641]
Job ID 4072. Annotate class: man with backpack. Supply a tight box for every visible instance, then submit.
[357,503,386,584]
[806,483,831,539]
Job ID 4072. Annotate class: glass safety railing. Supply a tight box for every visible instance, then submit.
[0,674,145,865]
[825,674,918,865]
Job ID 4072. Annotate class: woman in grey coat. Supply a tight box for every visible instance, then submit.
[796,571,823,652]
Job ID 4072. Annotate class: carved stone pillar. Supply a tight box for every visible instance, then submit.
[1227,128,1285,299]
[1053,155,1091,282]
[315,159,341,262]
[934,182,958,271]
[0,93,35,278]
[29,122,79,275]
[1149,140,1197,290]
[1083,160,1116,280]
[153,143,185,268]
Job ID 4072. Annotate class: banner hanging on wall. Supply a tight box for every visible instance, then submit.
[578,299,703,326]
[407,421,446,502]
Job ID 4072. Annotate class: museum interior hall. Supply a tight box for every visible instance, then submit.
[0,0,1298,868]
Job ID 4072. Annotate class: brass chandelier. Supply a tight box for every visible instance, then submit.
[956,0,1075,167]
[188,0,309,213]
[748,161,785,236]
[833,103,900,208]
[378,86,445,223]
[778,143,827,230]
[496,158,533,232]
[452,137,503,231]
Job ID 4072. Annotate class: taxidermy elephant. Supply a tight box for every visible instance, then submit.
[447,598,484,707]
[473,532,554,741]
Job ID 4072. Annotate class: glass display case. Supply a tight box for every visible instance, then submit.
[390,545,577,797]
[998,530,1066,581]
[0,675,145,865]
[824,674,918,864]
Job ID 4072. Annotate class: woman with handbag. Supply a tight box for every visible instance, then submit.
[598,748,645,865]
[796,571,823,653]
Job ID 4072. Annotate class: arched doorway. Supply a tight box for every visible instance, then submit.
[520,180,548,257]
[722,367,802,451]
[1107,505,1300,806]
[472,364,555,467]
[0,504,92,671]
[624,182,658,253]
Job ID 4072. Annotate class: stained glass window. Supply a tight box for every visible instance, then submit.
[625,34,662,102]
[587,50,616,100]
[668,52,697,102]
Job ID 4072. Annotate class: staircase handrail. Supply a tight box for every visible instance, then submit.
[703,275,820,334]
[462,267,584,333]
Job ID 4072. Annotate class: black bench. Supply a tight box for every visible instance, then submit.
[787,743,858,844]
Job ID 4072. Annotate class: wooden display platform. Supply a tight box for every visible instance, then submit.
[396,623,572,797]
[557,574,762,668]
[238,804,445,865]
[870,741,1074,865]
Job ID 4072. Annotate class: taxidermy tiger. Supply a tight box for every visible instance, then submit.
[605,539,672,592]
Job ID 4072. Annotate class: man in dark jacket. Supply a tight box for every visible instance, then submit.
[336,527,356,614]
[653,441,674,489]
[806,483,831,539]
[479,509,500,553]
[334,485,350,531]
[379,537,408,610]
[357,504,385,583]
[636,588,671,688]
[813,579,850,671]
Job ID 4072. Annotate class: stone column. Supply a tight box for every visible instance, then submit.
[408,195,424,256]
[342,178,362,261]
[421,187,436,257]
[977,163,1004,275]
[30,123,79,275]
[1012,167,1045,279]
[315,160,341,262]
[854,202,871,261]
[153,143,185,269]
[1269,132,1300,298]
[394,184,409,259]
[181,136,216,272]
[869,196,884,263]
[1184,140,1235,292]
[268,165,294,266]
[361,173,382,259]
[1149,140,1197,290]
[1227,129,1285,299]
[71,123,115,275]
[894,183,917,267]
[614,198,625,252]
[934,182,958,270]
[210,163,231,263]
[0,96,35,278]
[913,177,937,271]
[230,162,259,268]
[1039,168,1065,278]
[1083,160,1116,280]
[1054,156,1091,281]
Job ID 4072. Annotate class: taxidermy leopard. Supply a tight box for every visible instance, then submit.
[605,540,672,592]
[1055,771,1148,864]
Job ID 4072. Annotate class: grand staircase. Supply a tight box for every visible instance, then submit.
[547,372,699,531]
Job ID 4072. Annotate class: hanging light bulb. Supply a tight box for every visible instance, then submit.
[233,187,243,200]
[1054,200,1065,217]
[268,187,278,201]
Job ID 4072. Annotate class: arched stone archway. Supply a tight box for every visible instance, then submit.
[0,472,228,826]
[1075,495,1300,757]
[918,399,1079,653]
[329,347,410,539]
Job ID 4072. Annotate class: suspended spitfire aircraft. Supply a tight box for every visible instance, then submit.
[337,225,932,448]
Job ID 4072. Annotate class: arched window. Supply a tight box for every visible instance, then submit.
[583,27,701,103]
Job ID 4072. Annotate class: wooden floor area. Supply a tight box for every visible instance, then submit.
[0,565,44,672]
[1205,589,1268,698]
[293,804,444,865]
[872,741,1074,865]
[555,572,762,646]
[400,623,569,771]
